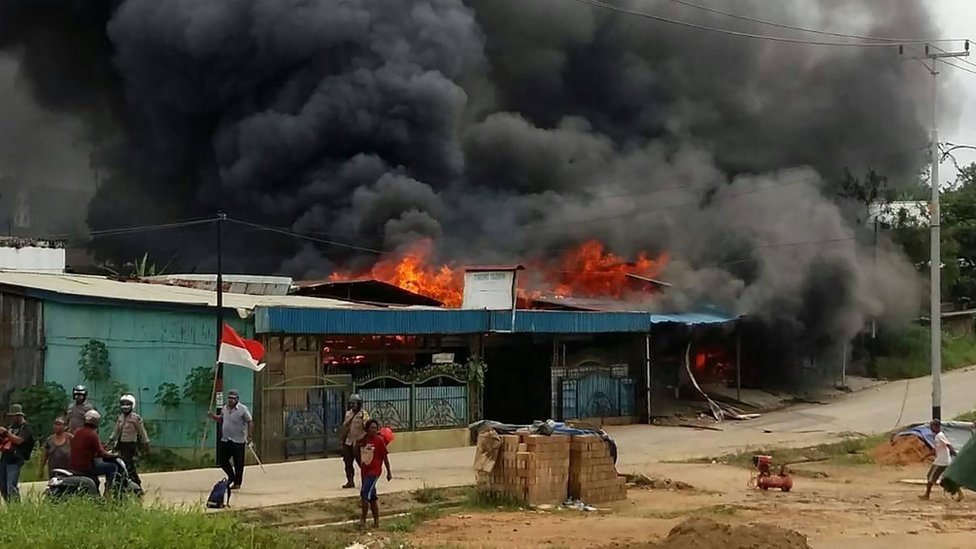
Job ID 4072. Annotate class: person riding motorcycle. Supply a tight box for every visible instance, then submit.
[69,410,118,494]
[66,385,96,433]
[108,394,150,486]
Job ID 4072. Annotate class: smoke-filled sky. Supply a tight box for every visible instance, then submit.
[0,0,973,357]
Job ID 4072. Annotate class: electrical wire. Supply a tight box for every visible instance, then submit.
[661,0,968,45]
[528,178,815,230]
[567,0,940,48]
[225,217,388,255]
[43,217,217,240]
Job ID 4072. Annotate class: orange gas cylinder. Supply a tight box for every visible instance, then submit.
[757,472,793,492]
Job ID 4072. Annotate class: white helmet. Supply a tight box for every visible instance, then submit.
[84,409,102,426]
[120,394,136,406]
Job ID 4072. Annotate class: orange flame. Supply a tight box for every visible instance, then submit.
[546,240,668,298]
[328,239,668,307]
[329,240,463,307]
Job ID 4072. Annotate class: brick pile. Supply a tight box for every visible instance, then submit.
[569,434,627,503]
[476,433,570,505]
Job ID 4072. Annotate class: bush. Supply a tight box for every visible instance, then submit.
[874,325,976,380]
[0,498,307,549]
[14,382,68,441]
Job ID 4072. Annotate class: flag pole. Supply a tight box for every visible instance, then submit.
[214,212,226,460]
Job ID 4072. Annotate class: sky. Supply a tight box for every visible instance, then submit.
[935,0,976,186]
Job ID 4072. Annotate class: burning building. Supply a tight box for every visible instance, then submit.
[0,0,933,416]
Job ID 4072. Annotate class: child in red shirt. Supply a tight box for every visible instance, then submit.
[355,419,392,529]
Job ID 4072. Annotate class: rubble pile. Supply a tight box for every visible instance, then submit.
[628,517,812,549]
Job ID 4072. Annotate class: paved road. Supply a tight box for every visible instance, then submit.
[27,368,976,509]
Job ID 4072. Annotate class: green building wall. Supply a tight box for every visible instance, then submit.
[43,301,254,449]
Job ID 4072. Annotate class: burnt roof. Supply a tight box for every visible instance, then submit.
[293,279,443,307]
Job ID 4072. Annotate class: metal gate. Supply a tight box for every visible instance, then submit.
[259,346,352,462]
[560,371,635,420]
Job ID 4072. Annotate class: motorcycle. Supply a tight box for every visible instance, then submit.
[45,456,144,501]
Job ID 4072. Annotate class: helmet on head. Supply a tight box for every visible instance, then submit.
[349,394,363,404]
[84,409,101,427]
[73,385,88,398]
[120,394,136,412]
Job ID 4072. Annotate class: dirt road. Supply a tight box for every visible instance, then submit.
[406,462,976,549]
[28,367,973,509]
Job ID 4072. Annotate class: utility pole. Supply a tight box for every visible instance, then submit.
[907,42,970,421]
[215,211,226,458]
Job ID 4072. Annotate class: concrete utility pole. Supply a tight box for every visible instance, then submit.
[910,43,970,421]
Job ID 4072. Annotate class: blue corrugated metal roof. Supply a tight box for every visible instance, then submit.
[255,306,738,335]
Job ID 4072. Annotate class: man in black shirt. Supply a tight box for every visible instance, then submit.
[0,404,35,502]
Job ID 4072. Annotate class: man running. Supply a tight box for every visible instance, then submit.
[921,419,956,500]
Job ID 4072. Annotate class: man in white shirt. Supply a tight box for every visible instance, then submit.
[921,419,956,500]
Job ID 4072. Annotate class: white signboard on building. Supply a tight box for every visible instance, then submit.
[462,269,518,310]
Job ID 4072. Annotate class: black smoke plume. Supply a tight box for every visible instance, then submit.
[0,0,943,361]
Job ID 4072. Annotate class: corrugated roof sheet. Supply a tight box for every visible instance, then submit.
[255,306,738,334]
[0,271,369,313]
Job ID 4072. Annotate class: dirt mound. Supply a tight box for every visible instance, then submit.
[871,435,934,466]
[626,473,695,491]
[624,517,811,549]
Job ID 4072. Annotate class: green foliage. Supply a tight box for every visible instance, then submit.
[154,382,182,410]
[0,497,309,548]
[97,380,131,421]
[13,382,68,441]
[183,366,215,407]
[77,339,111,383]
[874,324,976,379]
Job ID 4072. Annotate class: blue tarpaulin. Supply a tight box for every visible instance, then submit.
[896,422,973,450]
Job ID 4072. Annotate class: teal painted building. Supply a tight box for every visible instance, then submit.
[43,302,253,448]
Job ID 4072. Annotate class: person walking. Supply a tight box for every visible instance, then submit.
[66,385,95,433]
[108,394,150,486]
[355,419,392,529]
[921,419,957,500]
[39,417,72,478]
[339,394,368,489]
[0,404,34,502]
[208,389,252,489]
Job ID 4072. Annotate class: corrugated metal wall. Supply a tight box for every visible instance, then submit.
[43,302,253,449]
[0,292,44,403]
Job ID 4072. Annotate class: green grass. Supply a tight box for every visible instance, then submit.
[0,497,314,549]
[691,435,885,468]
[875,325,976,380]
[953,409,976,422]
[412,483,447,504]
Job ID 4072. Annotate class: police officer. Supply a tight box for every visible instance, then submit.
[66,385,96,433]
[108,394,150,486]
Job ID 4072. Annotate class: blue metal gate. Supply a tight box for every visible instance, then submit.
[560,371,635,420]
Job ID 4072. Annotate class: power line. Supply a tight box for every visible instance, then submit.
[529,178,815,231]
[44,217,217,240]
[225,218,388,255]
[661,0,968,45]
[567,0,943,48]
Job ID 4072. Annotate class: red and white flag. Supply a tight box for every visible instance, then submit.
[218,323,266,372]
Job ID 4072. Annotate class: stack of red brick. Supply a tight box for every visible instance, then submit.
[476,431,626,505]
[476,433,570,504]
[568,434,627,503]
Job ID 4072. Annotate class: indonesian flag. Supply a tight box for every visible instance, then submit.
[218,323,266,372]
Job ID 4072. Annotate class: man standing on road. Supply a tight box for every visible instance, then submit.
[339,394,368,489]
[66,385,95,433]
[108,394,150,486]
[208,389,252,489]
[921,419,957,500]
[0,404,34,502]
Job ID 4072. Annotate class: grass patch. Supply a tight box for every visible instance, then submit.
[412,483,446,504]
[382,505,443,533]
[953,409,976,422]
[691,435,885,468]
[875,325,976,380]
[461,487,525,511]
[0,496,313,549]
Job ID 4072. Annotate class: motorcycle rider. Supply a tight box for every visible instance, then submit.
[69,410,118,495]
[108,394,150,486]
[66,385,96,433]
